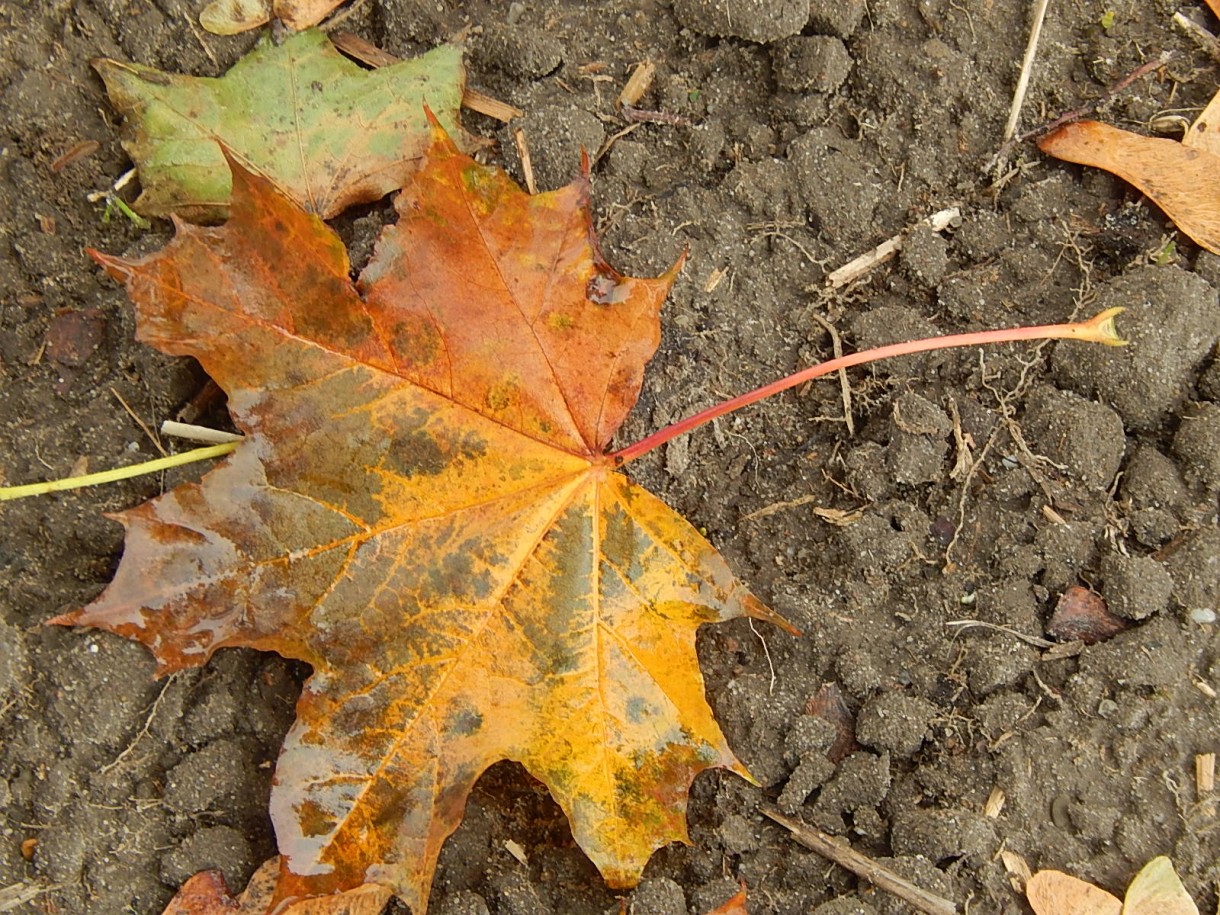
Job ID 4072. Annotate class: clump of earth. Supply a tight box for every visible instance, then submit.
[1,1,1218,914]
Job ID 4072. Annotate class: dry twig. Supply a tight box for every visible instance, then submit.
[762,807,958,915]
[111,387,167,457]
[825,207,960,288]
[810,312,855,436]
[1002,0,1051,144]
[513,128,537,195]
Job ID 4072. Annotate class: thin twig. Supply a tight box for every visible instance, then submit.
[621,105,692,126]
[825,207,960,288]
[762,807,958,915]
[0,882,59,912]
[513,128,537,195]
[809,313,854,436]
[988,52,1173,172]
[1002,0,1051,144]
[111,387,167,457]
[1173,11,1220,62]
[945,619,1056,649]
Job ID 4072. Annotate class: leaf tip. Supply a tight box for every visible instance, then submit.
[733,761,763,788]
[744,594,801,637]
[88,247,133,283]
[664,245,690,283]
[45,610,81,628]
[1035,118,1091,153]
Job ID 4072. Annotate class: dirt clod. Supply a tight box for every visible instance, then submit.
[889,807,997,864]
[673,0,810,42]
[772,36,853,93]
[1023,385,1126,490]
[159,825,254,892]
[811,897,878,915]
[163,738,269,821]
[1099,553,1173,621]
[1161,527,1220,615]
[855,692,937,757]
[1052,266,1219,431]
[1172,401,1220,493]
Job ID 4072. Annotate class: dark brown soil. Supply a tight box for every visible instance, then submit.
[2,1,1219,914]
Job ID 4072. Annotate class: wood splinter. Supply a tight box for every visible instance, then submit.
[762,806,958,915]
[825,207,960,288]
[1197,752,1216,803]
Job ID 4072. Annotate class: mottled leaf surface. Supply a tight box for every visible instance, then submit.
[60,126,786,913]
[95,30,468,221]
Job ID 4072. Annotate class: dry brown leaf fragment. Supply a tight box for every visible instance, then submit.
[1026,869,1122,915]
[274,0,345,30]
[200,0,343,33]
[199,0,272,34]
[1037,118,1220,254]
[1047,585,1129,645]
[806,682,858,763]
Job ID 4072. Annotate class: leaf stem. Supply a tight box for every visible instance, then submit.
[0,442,238,502]
[610,308,1125,466]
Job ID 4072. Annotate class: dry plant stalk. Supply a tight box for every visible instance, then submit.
[763,807,957,915]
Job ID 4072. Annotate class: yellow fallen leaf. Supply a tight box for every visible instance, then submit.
[1037,116,1220,255]
[1122,856,1198,915]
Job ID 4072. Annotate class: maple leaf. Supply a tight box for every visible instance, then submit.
[56,124,791,913]
[95,30,469,221]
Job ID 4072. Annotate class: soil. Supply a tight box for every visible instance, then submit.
[1,1,1219,914]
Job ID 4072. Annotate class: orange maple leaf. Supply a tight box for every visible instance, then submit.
[55,124,791,913]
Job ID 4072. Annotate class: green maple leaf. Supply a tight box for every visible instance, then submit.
[95,29,469,221]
